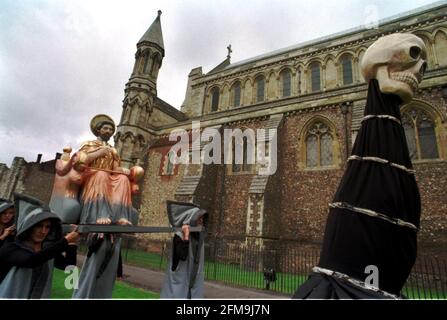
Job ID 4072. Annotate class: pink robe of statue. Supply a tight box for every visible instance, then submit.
[78,140,133,224]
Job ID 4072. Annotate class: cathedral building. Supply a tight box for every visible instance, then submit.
[115,3,447,255]
[1,3,446,257]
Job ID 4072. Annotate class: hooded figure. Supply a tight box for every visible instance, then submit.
[0,199,15,248]
[160,200,208,299]
[293,79,421,299]
[0,193,78,298]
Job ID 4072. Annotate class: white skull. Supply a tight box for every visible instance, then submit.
[360,33,427,104]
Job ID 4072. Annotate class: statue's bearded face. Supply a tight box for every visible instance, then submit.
[360,33,427,104]
[98,123,115,142]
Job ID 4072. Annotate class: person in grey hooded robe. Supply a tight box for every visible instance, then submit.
[160,200,208,299]
[0,193,79,298]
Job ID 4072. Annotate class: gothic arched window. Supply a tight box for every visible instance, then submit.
[341,55,353,85]
[310,63,321,92]
[281,69,292,97]
[232,82,241,107]
[211,87,220,112]
[255,76,265,102]
[402,108,439,160]
[305,122,334,168]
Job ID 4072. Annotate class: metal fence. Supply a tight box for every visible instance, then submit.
[87,236,447,299]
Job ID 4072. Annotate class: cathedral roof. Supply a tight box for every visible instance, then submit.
[208,57,231,74]
[138,10,164,53]
[208,0,447,75]
[155,97,188,121]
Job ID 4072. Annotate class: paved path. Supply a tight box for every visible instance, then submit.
[78,255,290,299]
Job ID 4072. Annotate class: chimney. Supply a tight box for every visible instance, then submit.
[36,154,42,163]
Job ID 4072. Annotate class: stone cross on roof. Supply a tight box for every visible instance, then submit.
[227,44,232,59]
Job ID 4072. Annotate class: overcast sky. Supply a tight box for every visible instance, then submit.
[0,0,442,166]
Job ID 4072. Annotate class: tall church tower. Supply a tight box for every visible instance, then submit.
[115,10,165,168]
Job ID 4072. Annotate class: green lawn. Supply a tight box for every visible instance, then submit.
[118,248,446,299]
[401,287,447,300]
[119,248,306,294]
[77,245,447,299]
[203,260,307,294]
[123,247,168,270]
[51,268,159,299]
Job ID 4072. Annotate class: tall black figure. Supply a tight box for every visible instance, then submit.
[294,33,428,299]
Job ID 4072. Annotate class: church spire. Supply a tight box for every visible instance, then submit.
[138,10,164,55]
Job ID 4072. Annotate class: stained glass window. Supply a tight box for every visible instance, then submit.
[306,135,318,167]
[402,108,439,160]
[306,122,334,168]
[321,133,333,166]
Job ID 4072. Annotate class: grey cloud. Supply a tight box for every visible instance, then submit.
[0,0,438,166]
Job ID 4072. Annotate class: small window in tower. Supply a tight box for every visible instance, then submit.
[143,55,152,74]
[151,55,160,77]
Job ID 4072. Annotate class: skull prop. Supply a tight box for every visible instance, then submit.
[360,33,427,104]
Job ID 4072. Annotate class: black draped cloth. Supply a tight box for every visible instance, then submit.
[293,79,421,299]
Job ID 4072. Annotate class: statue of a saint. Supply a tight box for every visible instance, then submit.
[49,114,143,298]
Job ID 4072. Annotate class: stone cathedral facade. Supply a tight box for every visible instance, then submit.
[1,4,446,256]
[112,3,447,256]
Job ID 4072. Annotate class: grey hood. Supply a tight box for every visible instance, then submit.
[0,198,14,214]
[14,193,62,242]
[166,200,207,228]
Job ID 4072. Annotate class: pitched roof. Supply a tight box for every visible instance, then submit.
[138,10,164,53]
[155,97,188,121]
[214,1,447,74]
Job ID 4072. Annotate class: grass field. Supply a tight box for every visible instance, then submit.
[76,245,446,299]
[51,268,159,299]
[119,248,446,299]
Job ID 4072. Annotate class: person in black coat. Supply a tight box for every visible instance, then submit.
[0,194,80,298]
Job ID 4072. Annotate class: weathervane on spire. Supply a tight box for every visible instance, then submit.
[227,44,232,59]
